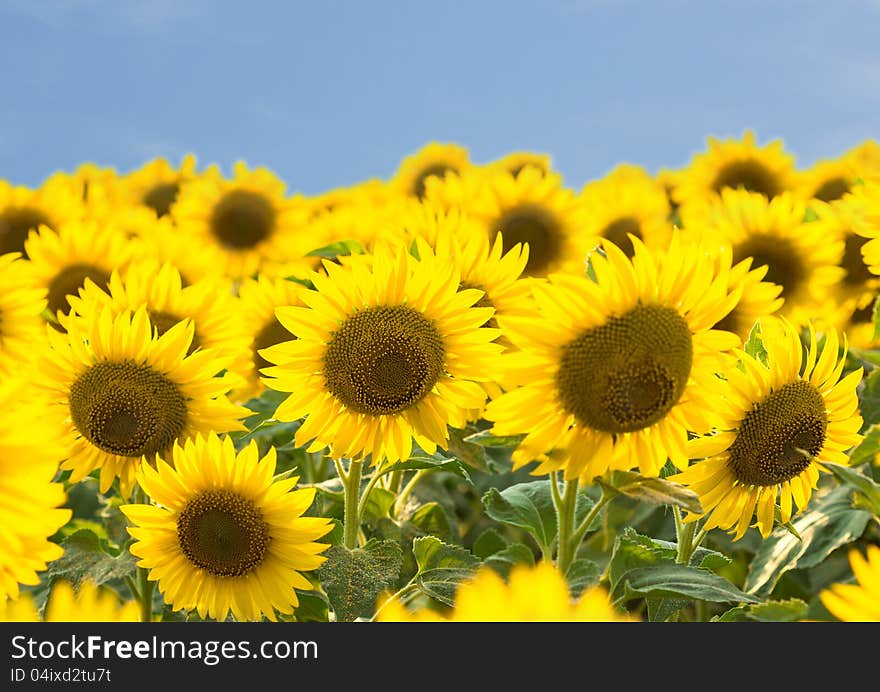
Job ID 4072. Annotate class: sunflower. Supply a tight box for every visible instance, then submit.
[170,161,311,280]
[485,151,553,179]
[260,242,504,465]
[118,154,200,218]
[484,231,742,480]
[819,544,880,622]
[389,141,472,200]
[793,154,862,204]
[0,378,70,601]
[63,259,251,377]
[681,189,844,327]
[34,305,248,496]
[24,219,134,328]
[121,433,333,622]
[710,246,784,342]
[0,252,49,374]
[1,580,140,622]
[673,130,796,209]
[850,181,880,275]
[669,317,863,541]
[0,176,84,257]
[579,163,673,257]
[434,164,596,278]
[377,561,635,622]
[234,273,308,403]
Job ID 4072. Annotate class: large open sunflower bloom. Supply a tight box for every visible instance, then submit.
[0,252,49,375]
[0,379,70,601]
[377,562,635,622]
[579,163,673,257]
[672,130,796,209]
[171,161,311,280]
[681,189,844,328]
[261,242,504,464]
[484,232,742,480]
[819,545,880,622]
[1,580,140,622]
[669,317,863,541]
[35,306,248,496]
[121,433,333,622]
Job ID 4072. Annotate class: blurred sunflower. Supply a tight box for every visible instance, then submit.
[171,161,311,280]
[485,151,553,179]
[377,562,635,622]
[850,181,880,275]
[390,141,472,200]
[1,580,140,622]
[121,433,333,622]
[0,378,70,601]
[0,177,84,257]
[793,154,862,204]
[681,189,844,327]
[24,220,133,328]
[0,253,49,374]
[484,232,741,480]
[819,545,880,622]
[439,165,595,278]
[670,318,863,540]
[673,130,796,209]
[118,154,200,218]
[261,242,503,464]
[234,273,308,403]
[35,306,248,496]
[579,163,673,257]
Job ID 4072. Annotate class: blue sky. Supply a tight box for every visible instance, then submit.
[1,0,877,194]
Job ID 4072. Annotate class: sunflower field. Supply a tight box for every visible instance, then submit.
[2,132,880,625]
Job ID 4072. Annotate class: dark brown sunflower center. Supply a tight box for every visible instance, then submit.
[412,164,456,200]
[177,489,270,578]
[842,234,873,287]
[142,182,180,217]
[210,190,276,249]
[324,305,445,415]
[733,235,804,299]
[850,299,876,325]
[556,305,693,433]
[0,206,52,256]
[147,310,200,355]
[47,264,111,317]
[493,204,562,277]
[254,317,294,374]
[813,177,850,203]
[712,159,782,198]
[601,216,642,258]
[69,360,188,457]
[727,380,828,486]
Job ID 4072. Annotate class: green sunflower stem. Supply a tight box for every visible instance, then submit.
[138,565,153,623]
[553,474,580,575]
[342,459,364,550]
[674,507,698,565]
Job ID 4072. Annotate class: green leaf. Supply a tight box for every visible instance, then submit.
[607,528,670,591]
[565,558,601,598]
[743,320,768,365]
[378,454,472,483]
[416,568,478,607]
[472,528,509,559]
[412,536,480,573]
[316,539,404,622]
[847,424,880,466]
[858,369,880,428]
[746,598,808,622]
[45,529,137,587]
[596,470,703,514]
[612,564,760,605]
[822,461,880,516]
[743,485,872,598]
[462,430,527,448]
[445,426,512,473]
[584,244,604,283]
[360,487,396,520]
[483,544,536,579]
[872,296,880,343]
[847,347,880,372]
[292,589,330,623]
[409,502,454,542]
[306,238,366,259]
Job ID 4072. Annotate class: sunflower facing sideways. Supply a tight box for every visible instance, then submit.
[121,433,333,622]
[117,154,200,218]
[260,242,504,465]
[389,141,472,201]
[0,378,70,601]
[484,231,742,481]
[34,306,249,496]
[819,544,880,622]
[0,252,49,375]
[377,561,635,622]
[669,317,863,541]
